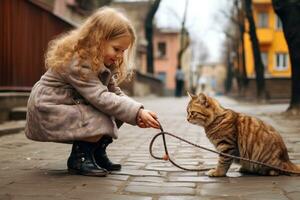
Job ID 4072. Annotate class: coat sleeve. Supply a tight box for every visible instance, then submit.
[62,62,143,126]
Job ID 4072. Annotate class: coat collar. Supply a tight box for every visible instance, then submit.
[77,58,113,86]
[98,64,112,86]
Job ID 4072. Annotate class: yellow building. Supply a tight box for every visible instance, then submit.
[244,0,290,78]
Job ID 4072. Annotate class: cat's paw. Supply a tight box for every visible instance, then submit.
[207,168,226,177]
[269,170,279,176]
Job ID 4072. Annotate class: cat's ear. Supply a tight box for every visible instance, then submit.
[198,93,206,103]
[187,91,197,99]
[198,93,209,107]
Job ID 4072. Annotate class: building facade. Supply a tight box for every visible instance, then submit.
[241,0,291,99]
[244,0,290,78]
[140,28,191,95]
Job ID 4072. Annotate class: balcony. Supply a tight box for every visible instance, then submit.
[253,0,271,4]
[257,28,274,44]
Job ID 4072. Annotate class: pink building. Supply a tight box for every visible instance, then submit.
[141,28,190,94]
[153,29,180,91]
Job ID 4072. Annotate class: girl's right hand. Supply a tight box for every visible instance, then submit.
[137,109,160,129]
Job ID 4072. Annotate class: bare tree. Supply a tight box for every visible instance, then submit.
[223,30,236,94]
[174,0,190,97]
[234,0,248,91]
[164,1,191,69]
[177,0,190,70]
[145,0,161,74]
[244,0,266,99]
[197,41,209,65]
[218,0,248,95]
[272,0,300,114]
[190,39,209,93]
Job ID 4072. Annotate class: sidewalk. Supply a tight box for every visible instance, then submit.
[0,96,299,200]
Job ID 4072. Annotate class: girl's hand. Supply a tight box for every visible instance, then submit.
[137,109,160,129]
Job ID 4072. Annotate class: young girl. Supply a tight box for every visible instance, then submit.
[25,7,160,177]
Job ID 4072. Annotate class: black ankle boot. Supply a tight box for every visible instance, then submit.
[94,136,121,171]
[67,141,108,176]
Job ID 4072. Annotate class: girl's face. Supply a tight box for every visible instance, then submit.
[103,35,131,67]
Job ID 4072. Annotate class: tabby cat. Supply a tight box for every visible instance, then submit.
[187,92,300,177]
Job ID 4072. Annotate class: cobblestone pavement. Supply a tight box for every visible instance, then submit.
[0,96,300,200]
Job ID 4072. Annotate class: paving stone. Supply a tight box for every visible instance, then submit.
[174,156,204,161]
[124,185,195,195]
[0,182,71,196]
[197,182,281,196]
[241,192,289,200]
[168,172,199,177]
[145,165,181,172]
[128,181,196,188]
[123,165,143,170]
[123,161,146,167]
[66,192,152,200]
[132,176,166,183]
[169,176,229,183]
[159,196,240,200]
[159,196,201,200]
[286,191,300,200]
[106,174,130,181]
[111,169,160,177]
[276,178,300,193]
[0,194,67,200]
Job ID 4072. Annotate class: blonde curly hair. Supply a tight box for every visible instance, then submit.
[45,7,136,84]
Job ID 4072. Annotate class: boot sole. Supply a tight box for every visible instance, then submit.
[68,168,108,177]
[97,164,122,171]
[105,167,122,171]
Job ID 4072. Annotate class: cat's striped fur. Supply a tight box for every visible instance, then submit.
[187,92,300,177]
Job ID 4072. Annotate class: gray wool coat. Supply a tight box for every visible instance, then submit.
[25,59,143,142]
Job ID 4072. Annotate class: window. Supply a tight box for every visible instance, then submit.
[275,53,288,70]
[261,52,268,73]
[275,15,283,30]
[257,12,269,28]
[157,42,166,58]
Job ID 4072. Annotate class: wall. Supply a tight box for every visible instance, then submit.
[0,0,73,88]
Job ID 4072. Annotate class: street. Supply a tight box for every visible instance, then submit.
[0,96,299,200]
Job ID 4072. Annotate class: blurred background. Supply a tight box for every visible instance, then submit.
[1,0,299,122]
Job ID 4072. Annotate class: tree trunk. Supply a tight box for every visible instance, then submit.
[177,0,189,70]
[225,53,234,94]
[239,0,248,89]
[272,0,300,113]
[145,0,161,74]
[177,29,190,70]
[244,0,266,99]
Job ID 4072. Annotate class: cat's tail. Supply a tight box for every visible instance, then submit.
[282,161,300,175]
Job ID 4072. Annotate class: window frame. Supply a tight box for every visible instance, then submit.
[274,53,288,71]
[157,41,167,58]
[275,15,283,30]
[257,12,269,28]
